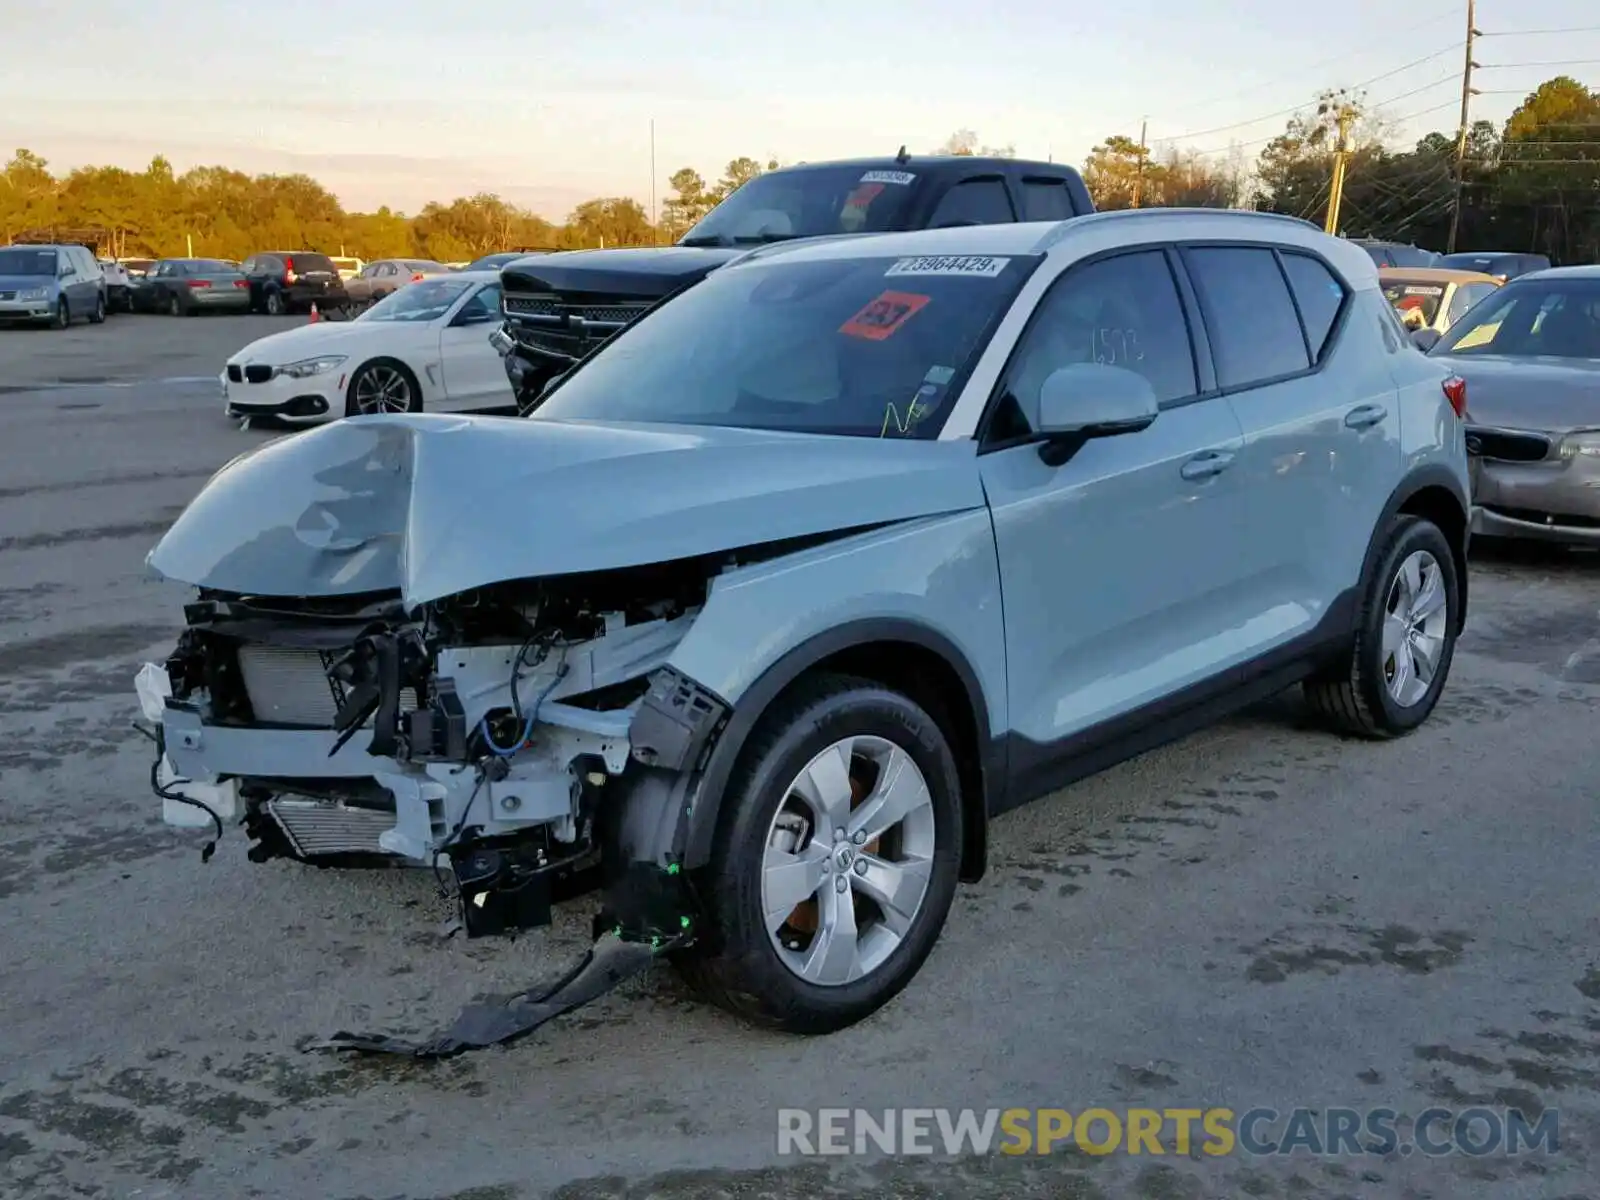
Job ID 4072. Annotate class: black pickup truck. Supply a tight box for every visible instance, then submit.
[494,152,1095,409]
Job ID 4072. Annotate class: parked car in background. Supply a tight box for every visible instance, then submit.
[99,258,134,311]
[1380,267,1500,335]
[343,258,452,306]
[220,270,508,424]
[1434,251,1551,282]
[132,258,253,315]
[1417,265,1600,548]
[239,251,348,315]
[0,243,107,328]
[330,256,364,282]
[147,210,1468,1039]
[1350,238,1439,268]
[496,151,1098,411]
[464,250,551,271]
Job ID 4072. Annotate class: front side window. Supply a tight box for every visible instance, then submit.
[532,252,1040,439]
[1434,279,1600,359]
[358,277,473,322]
[1185,246,1312,387]
[987,249,1197,441]
[680,165,919,246]
[453,283,502,324]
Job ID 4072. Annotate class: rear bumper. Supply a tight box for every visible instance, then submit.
[189,289,252,310]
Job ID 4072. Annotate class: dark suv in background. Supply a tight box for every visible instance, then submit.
[239,251,348,315]
[494,152,1096,409]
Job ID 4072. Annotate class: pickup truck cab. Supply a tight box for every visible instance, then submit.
[497,152,1095,407]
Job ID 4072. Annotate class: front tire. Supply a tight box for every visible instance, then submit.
[344,359,421,416]
[677,673,963,1033]
[1304,514,1459,737]
[52,297,70,329]
[167,293,184,317]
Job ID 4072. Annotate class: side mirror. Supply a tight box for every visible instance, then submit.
[1409,327,1442,352]
[1034,363,1159,462]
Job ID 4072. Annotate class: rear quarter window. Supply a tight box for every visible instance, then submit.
[1278,252,1347,360]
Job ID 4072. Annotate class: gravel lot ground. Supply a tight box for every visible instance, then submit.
[2,318,1598,1200]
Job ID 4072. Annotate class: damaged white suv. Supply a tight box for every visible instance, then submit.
[141,212,1470,1055]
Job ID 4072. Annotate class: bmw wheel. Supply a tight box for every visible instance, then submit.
[1304,514,1459,737]
[678,673,962,1033]
[346,359,421,416]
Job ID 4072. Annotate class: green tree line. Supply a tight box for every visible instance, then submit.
[3,82,1594,264]
[1083,75,1600,264]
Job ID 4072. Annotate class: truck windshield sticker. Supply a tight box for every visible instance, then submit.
[886,255,1011,279]
[1402,286,1444,296]
[861,170,916,186]
[839,290,931,341]
[844,182,886,210]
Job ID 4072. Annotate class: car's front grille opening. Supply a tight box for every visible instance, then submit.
[226,364,243,383]
[243,364,273,384]
[1482,505,1600,530]
[1465,428,1552,462]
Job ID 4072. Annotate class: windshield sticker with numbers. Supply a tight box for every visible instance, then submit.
[885,255,1010,279]
[839,291,931,341]
[861,170,916,185]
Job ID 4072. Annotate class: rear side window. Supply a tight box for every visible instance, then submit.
[928,178,1015,227]
[1184,246,1311,388]
[1020,178,1075,221]
[1278,251,1347,361]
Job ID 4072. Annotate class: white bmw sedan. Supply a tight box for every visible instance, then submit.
[221,270,511,425]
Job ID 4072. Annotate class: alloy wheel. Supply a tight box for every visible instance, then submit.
[760,734,936,987]
[354,365,413,414]
[1382,549,1448,707]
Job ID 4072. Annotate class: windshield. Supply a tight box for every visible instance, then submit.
[0,248,58,276]
[680,166,919,247]
[1432,278,1600,359]
[1383,281,1445,327]
[530,251,1037,438]
[467,253,519,270]
[357,277,472,322]
[183,259,235,273]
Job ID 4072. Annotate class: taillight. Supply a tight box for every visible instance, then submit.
[284,256,297,284]
[1442,375,1467,418]
[411,272,425,282]
[233,279,248,289]
[186,279,211,289]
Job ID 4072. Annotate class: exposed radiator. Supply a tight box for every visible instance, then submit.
[235,644,419,728]
[267,798,398,858]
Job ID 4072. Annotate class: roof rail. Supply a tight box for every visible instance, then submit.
[1030,207,1323,254]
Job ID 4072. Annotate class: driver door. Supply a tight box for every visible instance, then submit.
[975,246,1254,792]
[437,283,511,409]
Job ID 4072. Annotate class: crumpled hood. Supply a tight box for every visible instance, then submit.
[1447,354,1600,434]
[146,413,984,606]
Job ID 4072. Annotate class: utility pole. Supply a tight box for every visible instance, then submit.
[1131,118,1149,208]
[1446,0,1480,253]
[1323,102,1357,235]
[650,118,659,246]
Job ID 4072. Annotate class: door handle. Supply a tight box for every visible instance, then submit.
[1180,450,1235,481]
[1345,403,1388,429]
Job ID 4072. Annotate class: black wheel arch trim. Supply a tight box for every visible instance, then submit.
[1362,461,1471,631]
[675,617,999,882]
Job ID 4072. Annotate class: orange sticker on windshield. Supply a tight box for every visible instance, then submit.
[839,291,930,341]
[843,182,885,209]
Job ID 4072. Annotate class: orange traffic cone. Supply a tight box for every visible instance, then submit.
[308,302,320,324]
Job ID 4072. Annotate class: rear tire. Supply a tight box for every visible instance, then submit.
[265,289,285,316]
[1304,515,1459,737]
[167,293,184,317]
[675,673,962,1034]
[88,293,106,324]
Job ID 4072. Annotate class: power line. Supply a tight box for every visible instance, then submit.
[1477,59,1600,69]
[1156,42,1464,143]
[1477,26,1600,36]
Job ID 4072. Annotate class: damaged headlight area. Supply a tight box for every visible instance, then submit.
[141,556,727,950]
